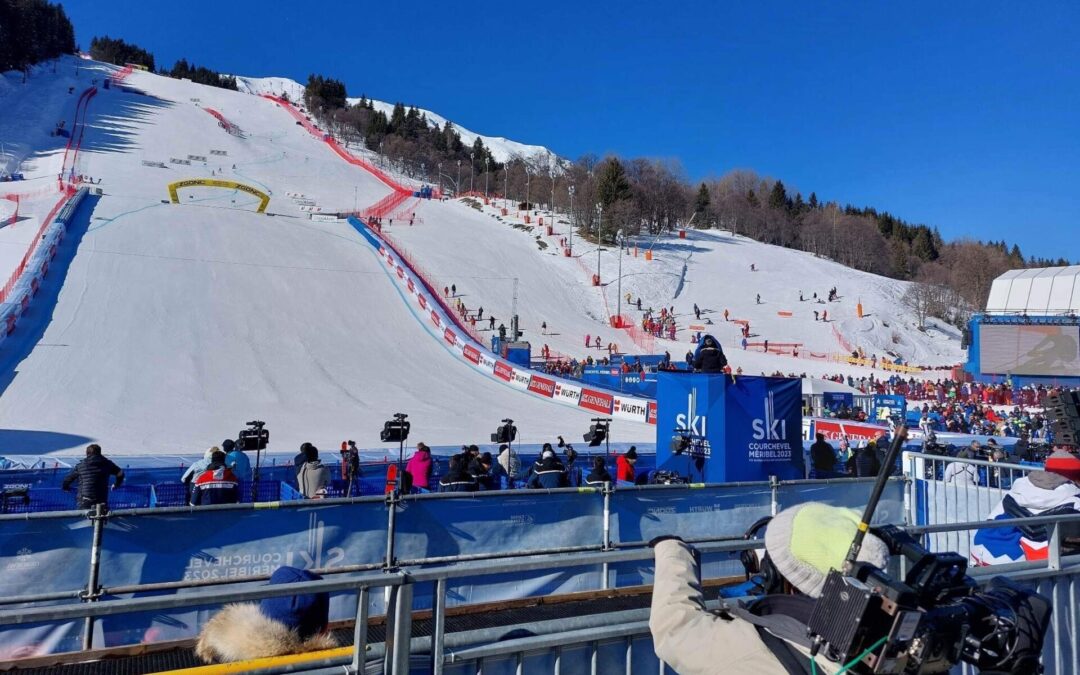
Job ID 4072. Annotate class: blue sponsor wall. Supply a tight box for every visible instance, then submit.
[655,373,805,483]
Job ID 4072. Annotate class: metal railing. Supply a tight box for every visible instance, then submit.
[3,511,1080,674]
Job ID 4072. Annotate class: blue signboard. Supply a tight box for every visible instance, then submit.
[655,373,804,483]
[872,394,907,422]
[823,391,853,414]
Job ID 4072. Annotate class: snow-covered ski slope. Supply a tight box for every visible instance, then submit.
[0,59,649,455]
[233,76,557,165]
[388,197,964,377]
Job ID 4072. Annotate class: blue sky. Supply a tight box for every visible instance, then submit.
[67,1,1078,261]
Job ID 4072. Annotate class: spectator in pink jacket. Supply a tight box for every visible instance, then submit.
[405,443,433,493]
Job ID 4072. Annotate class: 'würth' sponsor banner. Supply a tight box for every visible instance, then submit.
[554,381,581,405]
[443,328,457,346]
[418,294,427,309]
[613,396,649,422]
[647,401,658,425]
[494,361,513,382]
[430,310,441,328]
[463,344,481,365]
[578,387,614,414]
[477,352,496,374]
[528,375,555,398]
[509,368,531,390]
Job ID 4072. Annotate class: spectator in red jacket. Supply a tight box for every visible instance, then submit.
[191,450,240,506]
[616,447,639,483]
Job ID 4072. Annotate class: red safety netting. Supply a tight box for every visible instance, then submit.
[203,107,243,136]
[0,187,74,304]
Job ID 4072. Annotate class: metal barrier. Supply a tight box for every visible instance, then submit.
[903,451,1039,557]
[0,477,901,656]
[3,512,1080,674]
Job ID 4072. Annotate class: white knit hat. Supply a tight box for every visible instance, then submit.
[764,502,890,598]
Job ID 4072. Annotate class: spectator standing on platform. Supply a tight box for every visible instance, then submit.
[223,439,252,482]
[181,447,215,489]
[297,446,330,499]
[62,444,124,509]
[527,448,570,489]
[584,456,614,486]
[616,447,639,483]
[405,442,433,493]
[191,450,240,505]
[693,334,728,373]
[809,433,836,473]
[439,455,478,492]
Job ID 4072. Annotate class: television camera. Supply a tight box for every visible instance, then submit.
[804,428,1052,674]
[491,418,517,444]
[238,420,268,451]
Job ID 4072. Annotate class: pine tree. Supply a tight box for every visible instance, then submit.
[694,183,710,216]
[596,157,632,208]
[768,180,788,210]
[808,192,819,210]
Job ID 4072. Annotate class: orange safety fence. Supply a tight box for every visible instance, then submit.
[0,187,74,304]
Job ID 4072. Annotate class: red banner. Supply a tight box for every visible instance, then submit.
[430,310,441,327]
[578,387,614,414]
[463,344,481,364]
[443,328,456,346]
[528,375,556,398]
[494,361,513,382]
[647,401,658,425]
[396,266,405,279]
[813,419,886,442]
[418,294,427,309]
[407,278,415,293]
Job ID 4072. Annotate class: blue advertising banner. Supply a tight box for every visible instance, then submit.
[656,373,804,482]
[872,394,907,422]
[823,391,854,414]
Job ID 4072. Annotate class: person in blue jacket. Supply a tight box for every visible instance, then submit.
[439,455,478,492]
[692,334,728,373]
[527,449,570,489]
[223,439,252,482]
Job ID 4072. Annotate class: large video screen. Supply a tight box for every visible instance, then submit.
[980,324,1080,376]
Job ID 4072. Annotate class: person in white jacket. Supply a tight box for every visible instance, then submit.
[942,448,979,485]
[650,502,890,675]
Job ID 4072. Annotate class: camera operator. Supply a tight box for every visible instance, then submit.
[650,502,890,674]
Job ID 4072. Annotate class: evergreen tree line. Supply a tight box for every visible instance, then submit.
[0,0,75,72]
[302,74,503,186]
[89,36,236,91]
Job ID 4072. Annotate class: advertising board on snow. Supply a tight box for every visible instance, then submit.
[430,310,441,328]
[418,294,427,309]
[578,387,614,414]
[443,328,456,346]
[554,381,581,405]
[528,374,556,398]
[509,368,531,390]
[463,344,481,365]
[477,352,496,374]
[647,401,658,425]
[494,361,513,382]
[612,396,649,422]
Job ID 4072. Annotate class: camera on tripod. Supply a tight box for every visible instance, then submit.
[491,418,517,444]
[238,420,268,451]
[380,413,410,443]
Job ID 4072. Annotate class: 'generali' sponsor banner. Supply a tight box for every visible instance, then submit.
[647,401,658,425]
[578,387,614,414]
[528,374,555,398]
[443,328,456,346]
[463,344,481,364]
[477,352,496,374]
[612,396,649,422]
[554,381,581,405]
[813,419,886,442]
[509,368,531,390]
[494,361,513,382]
[430,310,441,328]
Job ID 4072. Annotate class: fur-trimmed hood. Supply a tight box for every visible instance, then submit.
[195,603,338,663]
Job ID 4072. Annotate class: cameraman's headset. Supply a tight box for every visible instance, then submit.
[740,516,791,596]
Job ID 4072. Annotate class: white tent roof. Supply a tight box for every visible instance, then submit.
[985,266,1080,315]
[801,378,865,396]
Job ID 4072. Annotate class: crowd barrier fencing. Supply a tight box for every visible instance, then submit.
[0,476,900,656]
[4,510,1079,674]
